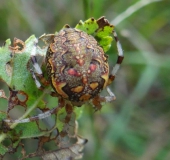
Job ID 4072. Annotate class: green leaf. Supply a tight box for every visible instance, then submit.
[0,111,7,121]
[0,143,8,156]
[75,18,98,35]
[75,17,114,52]
[12,122,51,139]
[0,36,42,101]
[0,36,51,142]
[95,25,114,52]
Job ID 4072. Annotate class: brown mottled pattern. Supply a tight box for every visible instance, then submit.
[46,28,109,102]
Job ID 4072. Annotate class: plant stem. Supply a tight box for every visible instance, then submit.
[83,0,91,19]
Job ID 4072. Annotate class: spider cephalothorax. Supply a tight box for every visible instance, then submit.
[46,28,109,102]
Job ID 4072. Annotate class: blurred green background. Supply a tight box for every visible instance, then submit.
[0,0,170,160]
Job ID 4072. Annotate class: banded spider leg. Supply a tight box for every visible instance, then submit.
[92,30,124,110]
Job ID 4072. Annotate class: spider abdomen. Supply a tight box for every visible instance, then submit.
[46,28,109,102]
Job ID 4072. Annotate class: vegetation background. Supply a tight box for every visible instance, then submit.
[0,0,170,160]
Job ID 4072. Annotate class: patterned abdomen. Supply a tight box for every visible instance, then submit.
[46,28,109,102]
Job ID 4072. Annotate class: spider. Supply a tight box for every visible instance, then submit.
[5,17,124,124]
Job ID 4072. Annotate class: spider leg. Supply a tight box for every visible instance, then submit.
[31,56,43,76]
[108,30,124,85]
[30,39,49,89]
[30,68,42,89]
[4,98,65,124]
[31,56,49,89]
[58,103,74,139]
[105,87,116,102]
[92,87,116,111]
[4,108,57,123]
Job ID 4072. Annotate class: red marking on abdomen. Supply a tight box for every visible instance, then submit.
[90,64,96,71]
[68,68,77,76]
[77,59,85,66]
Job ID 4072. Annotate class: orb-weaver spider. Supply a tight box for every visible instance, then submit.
[4,17,124,124]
